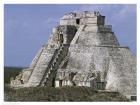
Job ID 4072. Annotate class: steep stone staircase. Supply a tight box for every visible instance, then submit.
[40,44,70,86]
[71,25,85,44]
[58,54,70,69]
[24,47,59,87]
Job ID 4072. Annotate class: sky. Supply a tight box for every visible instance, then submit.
[4,4,136,67]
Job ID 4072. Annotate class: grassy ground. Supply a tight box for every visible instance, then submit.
[4,85,129,102]
[4,67,129,102]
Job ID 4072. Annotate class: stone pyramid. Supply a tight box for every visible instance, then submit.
[11,11,136,98]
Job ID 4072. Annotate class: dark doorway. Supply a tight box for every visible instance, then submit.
[76,19,80,25]
[52,77,55,87]
[59,80,63,87]
[59,34,63,44]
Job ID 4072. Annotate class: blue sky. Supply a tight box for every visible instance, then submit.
[4,4,136,67]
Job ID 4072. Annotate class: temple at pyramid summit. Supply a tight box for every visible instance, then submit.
[10,11,136,99]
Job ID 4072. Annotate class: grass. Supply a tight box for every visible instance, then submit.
[4,85,129,102]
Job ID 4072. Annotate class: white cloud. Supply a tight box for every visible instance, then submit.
[74,4,114,14]
[75,4,136,25]
[44,17,59,24]
[110,5,136,24]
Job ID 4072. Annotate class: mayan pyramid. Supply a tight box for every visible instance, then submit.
[11,11,136,98]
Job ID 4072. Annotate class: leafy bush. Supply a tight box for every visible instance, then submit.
[4,67,23,83]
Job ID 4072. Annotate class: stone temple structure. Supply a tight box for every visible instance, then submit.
[10,11,136,99]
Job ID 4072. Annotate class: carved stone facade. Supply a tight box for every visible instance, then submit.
[10,11,136,99]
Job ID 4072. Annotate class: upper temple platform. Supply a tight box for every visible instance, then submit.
[60,11,105,26]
